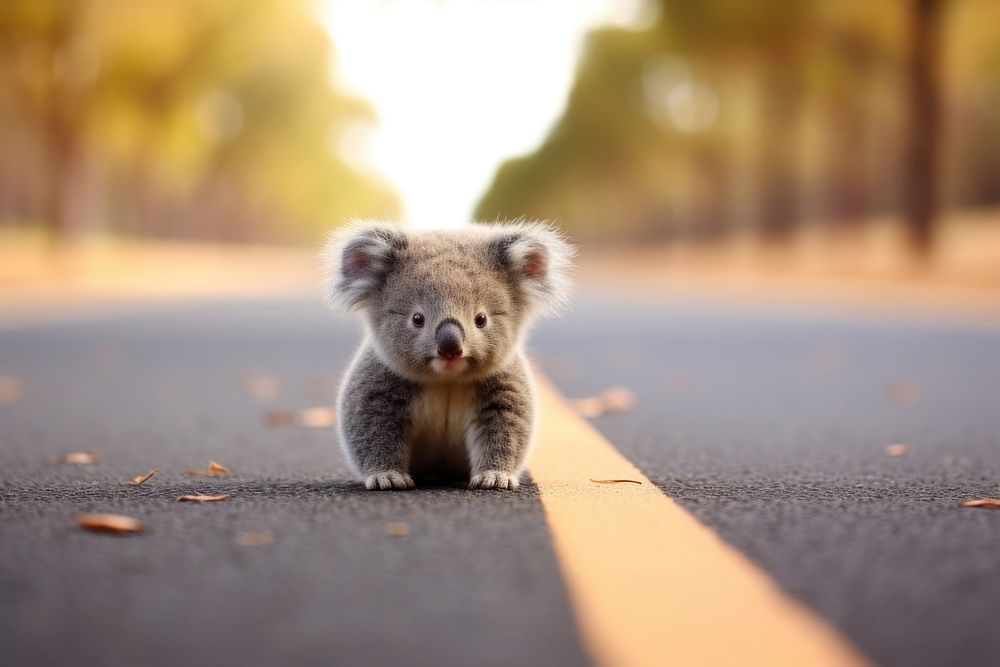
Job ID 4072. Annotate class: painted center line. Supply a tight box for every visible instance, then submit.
[529,374,869,667]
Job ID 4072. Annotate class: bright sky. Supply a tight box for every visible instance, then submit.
[321,0,655,228]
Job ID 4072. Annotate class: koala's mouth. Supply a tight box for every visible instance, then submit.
[427,356,477,375]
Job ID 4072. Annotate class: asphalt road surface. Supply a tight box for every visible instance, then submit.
[1,295,998,667]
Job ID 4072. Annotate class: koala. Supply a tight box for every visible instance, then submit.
[324,221,572,491]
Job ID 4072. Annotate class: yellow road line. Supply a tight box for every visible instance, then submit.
[530,375,870,667]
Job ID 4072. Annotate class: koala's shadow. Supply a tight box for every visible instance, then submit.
[5,477,537,503]
[142,478,483,500]
[296,476,537,497]
[234,475,540,499]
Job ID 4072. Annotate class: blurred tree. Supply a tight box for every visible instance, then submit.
[902,0,945,256]
[655,0,811,239]
[0,2,86,237]
[477,2,811,241]
[475,27,679,242]
[0,0,399,242]
[943,0,1000,211]
[477,0,997,256]
[476,1,825,242]
[807,1,903,229]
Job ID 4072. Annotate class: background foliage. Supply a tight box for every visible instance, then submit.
[476,0,1000,252]
[0,0,399,242]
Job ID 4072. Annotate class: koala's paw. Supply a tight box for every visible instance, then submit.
[364,471,415,490]
[469,470,520,491]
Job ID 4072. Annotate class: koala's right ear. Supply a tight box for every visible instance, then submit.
[323,222,407,311]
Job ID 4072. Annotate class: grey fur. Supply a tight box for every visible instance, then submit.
[325,221,573,490]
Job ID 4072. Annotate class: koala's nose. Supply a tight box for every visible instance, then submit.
[435,321,464,360]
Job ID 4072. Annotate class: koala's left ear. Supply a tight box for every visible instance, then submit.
[490,222,574,317]
[323,221,407,311]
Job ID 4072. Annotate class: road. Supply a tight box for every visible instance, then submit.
[1,295,998,666]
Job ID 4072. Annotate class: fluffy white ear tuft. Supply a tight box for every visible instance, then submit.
[322,221,407,311]
[491,222,574,317]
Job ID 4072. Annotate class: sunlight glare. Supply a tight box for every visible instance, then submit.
[321,0,655,228]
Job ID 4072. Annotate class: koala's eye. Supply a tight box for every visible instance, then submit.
[412,313,425,328]
[474,313,488,328]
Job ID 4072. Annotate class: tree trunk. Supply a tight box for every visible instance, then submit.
[902,0,944,258]
[825,91,869,228]
[44,121,84,241]
[756,66,800,242]
[41,9,89,243]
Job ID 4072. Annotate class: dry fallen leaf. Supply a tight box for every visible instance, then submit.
[384,522,410,537]
[236,530,275,546]
[242,371,279,402]
[0,375,23,403]
[53,451,99,465]
[184,460,230,477]
[208,460,229,475]
[602,386,636,412]
[570,397,606,419]
[571,386,636,418]
[589,478,643,485]
[130,468,158,486]
[299,407,337,428]
[77,513,146,534]
[177,494,230,503]
[263,410,296,427]
[884,443,910,458]
[961,498,1000,509]
[263,407,336,428]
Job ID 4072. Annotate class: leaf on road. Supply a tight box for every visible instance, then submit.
[961,498,1000,509]
[589,478,642,485]
[884,443,910,458]
[384,522,410,537]
[52,451,99,465]
[298,407,337,427]
[236,530,275,546]
[77,513,146,534]
[263,407,336,428]
[263,410,296,427]
[130,468,158,486]
[208,460,229,475]
[177,493,230,503]
[570,386,636,418]
[571,397,606,418]
[242,370,279,402]
[0,375,23,403]
[184,460,230,477]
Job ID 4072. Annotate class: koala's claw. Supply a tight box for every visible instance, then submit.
[469,470,520,491]
[364,471,415,490]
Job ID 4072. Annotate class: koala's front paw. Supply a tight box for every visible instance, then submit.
[364,471,415,490]
[469,470,520,491]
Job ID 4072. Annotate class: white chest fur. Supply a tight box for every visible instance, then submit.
[407,382,478,477]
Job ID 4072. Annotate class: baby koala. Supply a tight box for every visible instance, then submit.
[325,221,572,491]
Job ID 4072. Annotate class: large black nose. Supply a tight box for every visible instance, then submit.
[435,321,464,360]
